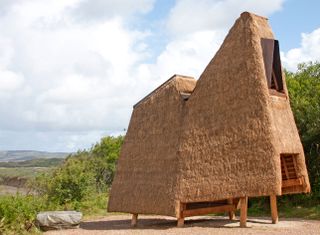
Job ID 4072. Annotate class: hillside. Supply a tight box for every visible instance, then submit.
[0,150,69,162]
[0,158,64,167]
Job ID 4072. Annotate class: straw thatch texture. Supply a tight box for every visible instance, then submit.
[108,12,310,217]
[177,12,278,202]
[108,75,196,216]
[269,93,310,194]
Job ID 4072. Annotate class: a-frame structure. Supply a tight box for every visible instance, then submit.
[108,12,310,228]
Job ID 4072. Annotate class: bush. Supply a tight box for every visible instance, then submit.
[0,135,124,234]
[46,155,95,207]
[0,194,46,234]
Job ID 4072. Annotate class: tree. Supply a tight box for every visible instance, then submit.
[90,136,124,191]
[286,62,320,199]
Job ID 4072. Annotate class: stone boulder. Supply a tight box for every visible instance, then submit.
[36,211,82,231]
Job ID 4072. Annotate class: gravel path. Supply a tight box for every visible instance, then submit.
[45,215,320,235]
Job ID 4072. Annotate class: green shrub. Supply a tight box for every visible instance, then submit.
[286,62,320,200]
[0,194,46,234]
[33,155,95,207]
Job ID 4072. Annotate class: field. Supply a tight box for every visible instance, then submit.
[0,158,64,196]
[0,166,48,178]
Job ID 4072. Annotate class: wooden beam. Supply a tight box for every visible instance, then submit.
[227,198,236,220]
[131,214,138,227]
[182,204,235,218]
[270,195,278,224]
[239,196,248,228]
[282,178,303,188]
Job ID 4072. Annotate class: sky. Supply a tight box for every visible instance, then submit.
[0,0,320,152]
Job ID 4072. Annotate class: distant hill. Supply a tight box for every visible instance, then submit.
[0,158,64,167]
[0,150,70,162]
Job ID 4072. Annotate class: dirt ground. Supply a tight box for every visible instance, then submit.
[45,215,320,235]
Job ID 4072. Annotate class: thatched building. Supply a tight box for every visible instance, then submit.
[108,12,310,227]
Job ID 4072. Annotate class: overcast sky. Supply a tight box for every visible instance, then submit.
[0,0,320,152]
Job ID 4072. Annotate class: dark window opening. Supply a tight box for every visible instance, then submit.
[261,38,284,94]
[280,154,303,188]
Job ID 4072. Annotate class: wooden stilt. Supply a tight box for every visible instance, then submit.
[177,218,184,227]
[270,195,278,224]
[131,213,138,227]
[239,196,248,228]
[227,198,235,220]
[177,202,185,227]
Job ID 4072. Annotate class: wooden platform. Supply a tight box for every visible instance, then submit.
[175,197,248,228]
[130,195,279,228]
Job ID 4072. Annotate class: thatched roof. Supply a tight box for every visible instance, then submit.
[134,74,196,108]
[108,12,310,217]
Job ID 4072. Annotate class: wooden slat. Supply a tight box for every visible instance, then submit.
[182,204,235,218]
[282,178,303,188]
[281,154,300,181]
[281,156,289,180]
[292,155,298,173]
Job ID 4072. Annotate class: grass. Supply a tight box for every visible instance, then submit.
[0,167,48,179]
[248,196,320,220]
[0,158,64,168]
[277,204,320,219]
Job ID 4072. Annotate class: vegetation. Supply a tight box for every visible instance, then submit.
[0,136,123,234]
[0,158,64,168]
[248,196,320,219]
[0,62,320,234]
[286,62,320,199]
[0,167,48,179]
[248,62,320,218]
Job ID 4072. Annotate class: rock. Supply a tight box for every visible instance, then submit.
[36,211,82,231]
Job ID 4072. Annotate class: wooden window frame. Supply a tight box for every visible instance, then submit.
[261,38,285,96]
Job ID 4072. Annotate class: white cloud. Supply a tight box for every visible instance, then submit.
[145,0,285,81]
[69,0,155,22]
[282,28,320,71]
[0,70,24,92]
[141,30,225,81]
[166,0,284,35]
[0,0,156,151]
[0,0,287,151]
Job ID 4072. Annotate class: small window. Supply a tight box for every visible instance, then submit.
[281,154,298,180]
[280,154,303,188]
[261,39,284,94]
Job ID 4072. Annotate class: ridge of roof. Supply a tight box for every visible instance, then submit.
[133,74,195,108]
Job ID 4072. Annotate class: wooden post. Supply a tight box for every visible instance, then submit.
[177,218,184,227]
[270,195,278,224]
[177,202,185,227]
[227,198,235,220]
[131,213,138,227]
[239,196,248,228]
